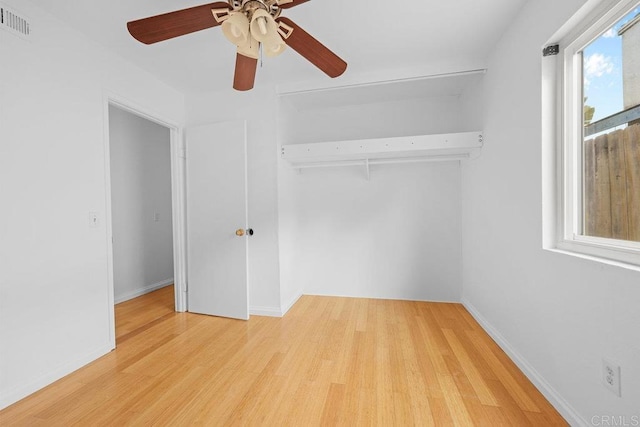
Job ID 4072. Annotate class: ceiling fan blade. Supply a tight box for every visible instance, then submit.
[276,17,347,78]
[233,53,258,91]
[127,2,230,45]
[278,0,311,9]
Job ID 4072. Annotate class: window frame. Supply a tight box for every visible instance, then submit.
[549,0,640,269]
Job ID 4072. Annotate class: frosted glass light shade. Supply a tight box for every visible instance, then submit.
[262,33,286,57]
[250,10,286,57]
[237,36,259,59]
[249,9,273,42]
[222,12,250,46]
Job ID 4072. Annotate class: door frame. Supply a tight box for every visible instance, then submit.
[102,91,187,349]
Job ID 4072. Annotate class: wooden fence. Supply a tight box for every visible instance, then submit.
[584,123,640,242]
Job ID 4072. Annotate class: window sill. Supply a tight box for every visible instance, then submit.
[546,240,640,273]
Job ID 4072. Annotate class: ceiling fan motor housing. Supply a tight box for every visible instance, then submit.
[230,0,282,19]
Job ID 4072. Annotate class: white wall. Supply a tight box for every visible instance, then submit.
[278,163,463,302]
[461,0,640,423]
[186,86,282,316]
[277,81,484,303]
[109,106,174,303]
[0,0,184,409]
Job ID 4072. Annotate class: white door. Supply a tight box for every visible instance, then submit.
[186,120,249,320]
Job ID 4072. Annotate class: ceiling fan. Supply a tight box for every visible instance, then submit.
[127,0,347,91]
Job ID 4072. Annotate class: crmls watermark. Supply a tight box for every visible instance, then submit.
[591,415,640,426]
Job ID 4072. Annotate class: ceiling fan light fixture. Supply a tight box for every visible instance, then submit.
[249,9,286,57]
[262,35,286,57]
[221,11,250,46]
[249,9,276,42]
[237,35,259,59]
[257,16,268,35]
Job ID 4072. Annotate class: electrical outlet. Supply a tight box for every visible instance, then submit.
[603,359,621,397]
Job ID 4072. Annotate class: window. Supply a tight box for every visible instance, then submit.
[547,0,640,268]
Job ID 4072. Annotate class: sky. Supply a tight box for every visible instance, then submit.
[583,6,640,123]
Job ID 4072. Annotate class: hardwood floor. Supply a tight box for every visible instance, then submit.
[0,289,567,425]
[115,285,175,344]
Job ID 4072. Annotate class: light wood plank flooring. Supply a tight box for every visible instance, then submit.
[115,284,175,343]
[0,289,567,425]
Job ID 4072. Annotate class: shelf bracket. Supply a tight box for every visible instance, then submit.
[364,159,370,181]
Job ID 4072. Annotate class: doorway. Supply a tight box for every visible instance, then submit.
[109,105,173,342]
[104,97,186,348]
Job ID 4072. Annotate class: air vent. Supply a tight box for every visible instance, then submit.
[0,3,31,40]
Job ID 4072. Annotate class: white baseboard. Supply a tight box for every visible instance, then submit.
[0,343,113,410]
[249,306,283,317]
[462,298,588,427]
[303,291,459,304]
[114,278,173,304]
[281,292,302,316]
[249,292,303,318]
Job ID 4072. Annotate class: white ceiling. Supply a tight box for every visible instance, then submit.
[28,0,527,94]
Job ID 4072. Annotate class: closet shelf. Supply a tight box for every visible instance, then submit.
[281,131,484,174]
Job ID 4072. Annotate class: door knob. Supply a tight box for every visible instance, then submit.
[235,228,254,237]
